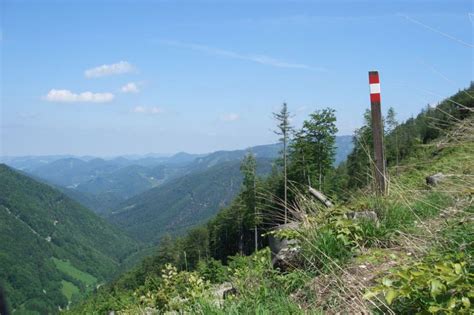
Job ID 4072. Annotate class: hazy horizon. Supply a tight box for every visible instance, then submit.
[0,134,359,159]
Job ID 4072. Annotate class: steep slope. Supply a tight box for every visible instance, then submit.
[0,164,139,314]
[109,158,274,243]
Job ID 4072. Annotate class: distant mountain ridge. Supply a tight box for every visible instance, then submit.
[1,136,352,173]
[2,137,353,216]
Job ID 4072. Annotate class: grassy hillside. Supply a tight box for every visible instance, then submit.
[0,165,140,314]
[109,158,274,244]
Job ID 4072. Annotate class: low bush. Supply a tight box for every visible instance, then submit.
[197,258,228,284]
[365,252,473,314]
[133,264,211,313]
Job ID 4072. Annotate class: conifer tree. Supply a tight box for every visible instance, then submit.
[273,103,292,223]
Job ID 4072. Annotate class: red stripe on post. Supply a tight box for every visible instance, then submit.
[370,93,381,103]
[369,71,379,84]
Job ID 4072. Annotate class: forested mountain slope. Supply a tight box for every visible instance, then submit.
[109,158,274,243]
[26,159,176,214]
[0,164,139,314]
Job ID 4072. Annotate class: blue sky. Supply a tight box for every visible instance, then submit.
[1,0,472,156]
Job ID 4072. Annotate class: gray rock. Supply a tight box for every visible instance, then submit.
[268,222,299,257]
[272,245,301,271]
[211,282,236,307]
[347,210,378,222]
[223,287,238,300]
[426,172,446,186]
[268,222,301,271]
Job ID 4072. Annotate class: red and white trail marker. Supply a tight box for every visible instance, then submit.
[368,71,386,195]
[369,71,381,103]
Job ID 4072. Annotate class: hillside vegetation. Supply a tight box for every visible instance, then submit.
[70,85,473,314]
[0,165,139,314]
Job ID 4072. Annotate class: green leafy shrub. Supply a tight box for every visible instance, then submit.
[197,258,228,283]
[266,225,302,241]
[365,253,473,314]
[135,264,211,312]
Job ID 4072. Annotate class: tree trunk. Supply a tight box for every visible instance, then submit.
[238,214,244,255]
[254,225,258,252]
[308,186,333,208]
[319,164,322,191]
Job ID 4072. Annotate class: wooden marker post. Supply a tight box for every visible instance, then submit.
[368,71,386,195]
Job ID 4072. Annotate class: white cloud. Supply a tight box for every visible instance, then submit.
[159,40,324,71]
[121,82,140,93]
[44,89,114,103]
[220,113,240,121]
[84,61,135,78]
[132,106,164,115]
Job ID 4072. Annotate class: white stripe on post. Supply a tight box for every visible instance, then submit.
[370,83,381,94]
